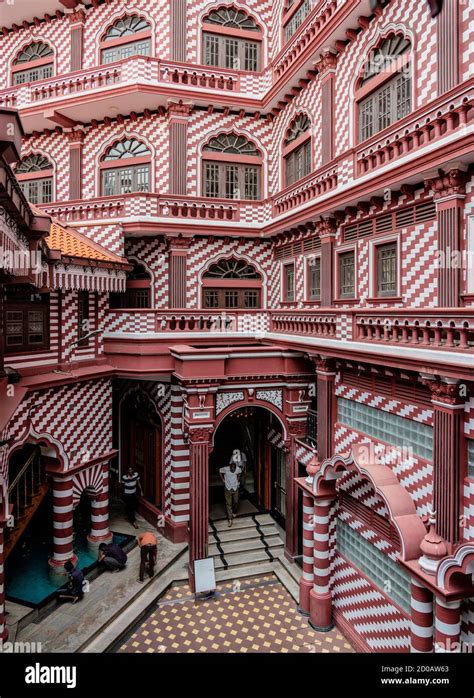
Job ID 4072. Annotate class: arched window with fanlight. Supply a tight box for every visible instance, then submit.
[100,139,151,196]
[283,114,311,186]
[202,257,262,309]
[100,14,152,64]
[16,153,53,204]
[202,133,262,200]
[202,6,262,72]
[357,34,412,142]
[12,41,54,85]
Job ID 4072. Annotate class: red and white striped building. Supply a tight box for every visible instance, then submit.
[0,0,473,653]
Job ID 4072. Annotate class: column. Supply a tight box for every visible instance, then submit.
[309,498,334,631]
[410,580,434,653]
[318,218,337,307]
[425,377,466,546]
[168,235,192,308]
[317,51,337,165]
[188,427,212,589]
[315,357,336,462]
[49,475,77,568]
[0,524,7,640]
[435,597,461,652]
[170,0,187,62]
[425,167,468,307]
[437,0,459,94]
[68,9,85,73]
[168,101,193,195]
[87,463,113,546]
[299,493,315,616]
[67,129,85,201]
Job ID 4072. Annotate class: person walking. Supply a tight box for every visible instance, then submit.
[98,542,127,572]
[230,449,247,493]
[57,560,84,603]
[122,466,142,529]
[137,531,157,583]
[219,460,242,527]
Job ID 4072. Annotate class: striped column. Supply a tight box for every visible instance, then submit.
[87,464,112,545]
[410,580,434,652]
[298,493,315,616]
[435,597,461,652]
[188,428,212,591]
[309,498,334,631]
[49,475,77,568]
[0,525,7,640]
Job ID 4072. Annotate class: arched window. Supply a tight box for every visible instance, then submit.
[100,139,151,196]
[16,154,53,204]
[110,263,151,308]
[12,41,54,85]
[202,257,262,308]
[202,133,262,200]
[202,6,262,72]
[283,114,311,186]
[357,34,412,142]
[100,14,152,64]
[283,0,312,43]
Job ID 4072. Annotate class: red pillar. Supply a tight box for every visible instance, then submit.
[315,357,336,461]
[49,475,77,568]
[318,219,337,308]
[188,427,212,590]
[87,463,113,545]
[435,597,461,652]
[309,498,334,631]
[168,235,191,309]
[410,580,434,653]
[298,493,315,615]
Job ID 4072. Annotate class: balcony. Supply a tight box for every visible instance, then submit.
[104,309,270,337]
[354,309,474,351]
[356,83,473,177]
[270,311,339,338]
[0,57,247,132]
[273,162,338,216]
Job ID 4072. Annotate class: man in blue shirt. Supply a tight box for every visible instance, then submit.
[98,542,127,572]
[57,560,84,603]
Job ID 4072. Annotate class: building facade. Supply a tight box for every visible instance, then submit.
[0,0,473,653]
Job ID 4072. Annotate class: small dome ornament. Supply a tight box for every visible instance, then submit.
[418,510,448,575]
[305,454,319,483]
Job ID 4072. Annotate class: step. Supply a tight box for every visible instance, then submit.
[213,545,284,569]
[215,561,275,582]
[211,523,278,543]
[209,513,274,532]
[209,533,282,556]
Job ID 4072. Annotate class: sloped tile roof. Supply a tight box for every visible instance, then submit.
[44,219,128,267]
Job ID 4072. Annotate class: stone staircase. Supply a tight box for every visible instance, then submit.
[209,513,286,581]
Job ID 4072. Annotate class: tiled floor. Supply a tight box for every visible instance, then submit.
[117,574,353,654]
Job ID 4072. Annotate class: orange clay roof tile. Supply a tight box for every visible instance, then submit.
[44,220,127,266]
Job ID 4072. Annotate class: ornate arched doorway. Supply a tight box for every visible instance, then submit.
[210,405,286,526]
[120,390,162,507]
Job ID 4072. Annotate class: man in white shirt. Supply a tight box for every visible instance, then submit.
[219,461,242,527]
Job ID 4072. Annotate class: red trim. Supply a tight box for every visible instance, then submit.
[202,23,262,42]
[100,29,152,50]
[99,155,151,169]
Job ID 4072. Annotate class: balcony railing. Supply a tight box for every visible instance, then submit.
[356,85,473,176]
[273,163,338,216]
[354,310,474,351]
[270,311,339,338]
[104,309,270,335]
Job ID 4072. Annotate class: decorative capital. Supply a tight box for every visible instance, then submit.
[66,129,85,144]
[424,167,469,200]
[167,100,194,119]
[421,376,465,406]
[68,8,86,24]
[315,49,338,74]
[188,426,214,444]
[317,216,337,239]
[287,421,307,439]
[167,234,193,251]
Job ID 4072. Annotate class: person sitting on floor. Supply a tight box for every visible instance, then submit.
[57,560,84,603]
[98,542,127,572]
[137,531,157,584]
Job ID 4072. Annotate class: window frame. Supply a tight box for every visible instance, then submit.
[99,15,152,65]
[282,262,295,303]
[4,295,50,354]
[77,291,90,347]
[202,135,263,200]
[18,175,53,204]
[202,287,261,309]
[356,41,412,144]
[99,139,152,197]
[202,32,261,71]
[283,115,312,187]
[336,248,356,300]
[306,254,321,302]
[282,0,312,44]
[11,42,54,86]
[201,8,263,72]
[371,237,400,299]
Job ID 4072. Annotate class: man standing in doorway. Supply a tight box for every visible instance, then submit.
[122,466,142,529]
[219,460,242,527]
